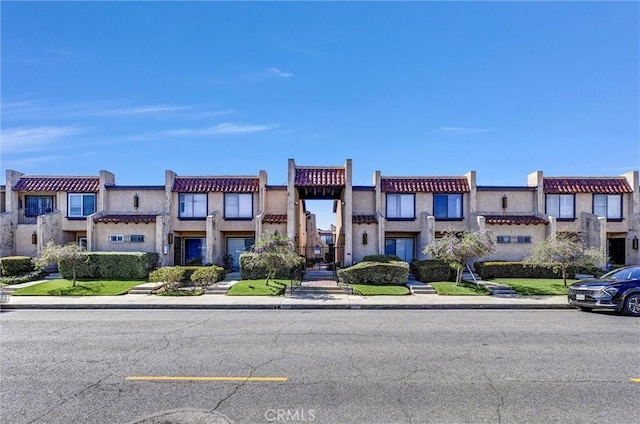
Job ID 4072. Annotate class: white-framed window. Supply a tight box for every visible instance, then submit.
[68,193,96,218]
[224,193,253,219]
[593,194,622,220]
[497,235,532,244]
[179,193,207,218]
[130,235,145,243]
[546,194,574,219]
[434,194,463,219]
[109,234,124,243]
[386,194,415,219]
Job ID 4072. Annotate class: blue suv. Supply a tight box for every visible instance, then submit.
[568,266,640,316]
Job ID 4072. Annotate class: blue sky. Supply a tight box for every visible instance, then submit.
[2,2,639,228]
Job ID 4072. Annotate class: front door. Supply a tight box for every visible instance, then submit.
[385,238,415,262]
[227,238,254,271]
[608,238,625,265]
[184,238,206,265]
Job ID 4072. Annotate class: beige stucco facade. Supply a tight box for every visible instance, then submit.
[1,164,638,268]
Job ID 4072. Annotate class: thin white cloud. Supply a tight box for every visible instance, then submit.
[157,122,279,137]
[188,109,236,119]
[4,154,61,168]
[240,68,295,84]
[439,127,493,134]
[99,104,193,116]
[1,126,82,154]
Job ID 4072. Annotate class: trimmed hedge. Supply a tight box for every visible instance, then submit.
[337,261,409,286]
[59,252,158,279]
[0,270,45,285]
[474,261,575,279]
[362,254,403,263]
[0,256,35,277]
[191,266,226,286]
[410,260,456,283]
[239,252,304,280]
[149,267,187,284]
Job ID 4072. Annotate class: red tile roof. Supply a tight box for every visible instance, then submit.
[352,214,378,224]
[263,214,287,224]
[13,177,100,192]
[484,215,547,225]
[381,177,470,193]
[544,178,632,194]
[172,177,259,192]
[94,214,158,224]
[295,168,345,186]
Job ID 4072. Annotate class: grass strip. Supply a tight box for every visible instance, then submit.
[12,279,144,296]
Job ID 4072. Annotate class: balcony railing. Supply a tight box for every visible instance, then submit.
[17,208,58,225]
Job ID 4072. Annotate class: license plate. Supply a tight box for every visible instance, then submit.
[576,294,586,301]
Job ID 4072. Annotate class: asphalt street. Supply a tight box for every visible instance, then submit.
[1,309,638,424]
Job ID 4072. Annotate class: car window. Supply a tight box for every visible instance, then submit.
[601,268,634,280]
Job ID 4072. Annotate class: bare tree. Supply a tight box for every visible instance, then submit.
[36,241,87,287]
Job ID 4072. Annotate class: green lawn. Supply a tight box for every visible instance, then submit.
[489,278,578,295]
[226,279,289,296]
[430,282,491,296]
[351,284,410,296]
[12,279,144,296]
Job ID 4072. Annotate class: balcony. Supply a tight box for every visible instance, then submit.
[18,208,58,225]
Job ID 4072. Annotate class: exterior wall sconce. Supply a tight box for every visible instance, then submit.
[32,231,37,245]
[362,231,368,245]
[502,195,508,210]
[133,194,139,209]
[167,232,174,245]
[633,236,638,250]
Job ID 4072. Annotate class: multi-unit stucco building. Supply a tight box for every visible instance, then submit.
[1,159,639,269]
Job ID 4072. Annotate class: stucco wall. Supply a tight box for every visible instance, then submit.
[476,190,535,214]
[351,223,378,263]
[94,222,157,252]
[106,189,165,213]
[265,188,287,214]
[15,226,37,257]
[352,190,375,215]
[483,224,547,261]
[0,212,16,257]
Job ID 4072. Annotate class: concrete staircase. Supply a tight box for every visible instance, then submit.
[128,282,164,295]
[408,284,437,295]
[205,285,229,295]
[482,283,518,297]
[286,269,351,296]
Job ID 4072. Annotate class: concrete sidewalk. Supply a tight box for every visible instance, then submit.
[1,292,571,310]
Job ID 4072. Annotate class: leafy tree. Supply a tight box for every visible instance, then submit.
[36,241,87,287]
[423,230,495,285]
[252,233,301,284]
[524,237,607,286]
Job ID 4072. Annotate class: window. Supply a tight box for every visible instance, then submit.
[386,194,415,219]
[384,238,415,262]
[68,194,96,218]
[497,236,511,244]
[179,193,207,218]
[25,196,54,217]
[434,194,463,219]
[109,234,124,243]
[593,194,622,220]
[545,194,574,219]
[224,193,253,219]
[130,235,145,243]
[497,235,532,244]
[517,236,532,244]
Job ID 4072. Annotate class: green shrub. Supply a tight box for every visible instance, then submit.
[58,252,158,279]
[337,261,409,285]
[191,266,226,287]
[410,260,456,283]
[362,254,403,263]
[240,252,304,280]
[149,267,187,283]
[0,270,45,285]
[474,261,577,279]
[0,256,35,277]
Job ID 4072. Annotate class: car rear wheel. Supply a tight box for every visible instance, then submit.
[623,294,640,317]
[578,306,593,312]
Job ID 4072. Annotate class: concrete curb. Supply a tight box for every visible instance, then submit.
[1,303,574,311]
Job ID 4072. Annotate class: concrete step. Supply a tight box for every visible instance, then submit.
[303,271,336,281]
[485,285,518,296]
[128,289,154,295]
[205,287,229,295]
[45,273,63,280]
[286,285,346,296]
[410,286,437,295]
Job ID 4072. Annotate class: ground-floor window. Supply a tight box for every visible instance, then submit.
[227,237,254,271]
[384,237,415,262]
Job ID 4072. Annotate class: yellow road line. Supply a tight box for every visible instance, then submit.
[630,378,640,383]
[126,376,287,382]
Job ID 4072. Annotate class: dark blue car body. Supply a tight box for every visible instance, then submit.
[568,266,640,316]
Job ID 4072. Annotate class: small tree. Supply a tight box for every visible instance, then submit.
[252,233,301,284]
[423,230,495,285]
[36,241,87,287]
[524,237,607,286]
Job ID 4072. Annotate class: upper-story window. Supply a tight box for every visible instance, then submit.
[68,194,95,218]
[546,194,574,219]
[593,194,622,220]
[434,194,463,219]
[224,193,253,219]
[179,193,207,218]
[386,194,415,219]
[25,196,54,217]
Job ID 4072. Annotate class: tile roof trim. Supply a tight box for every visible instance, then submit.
[543,177,633,193]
